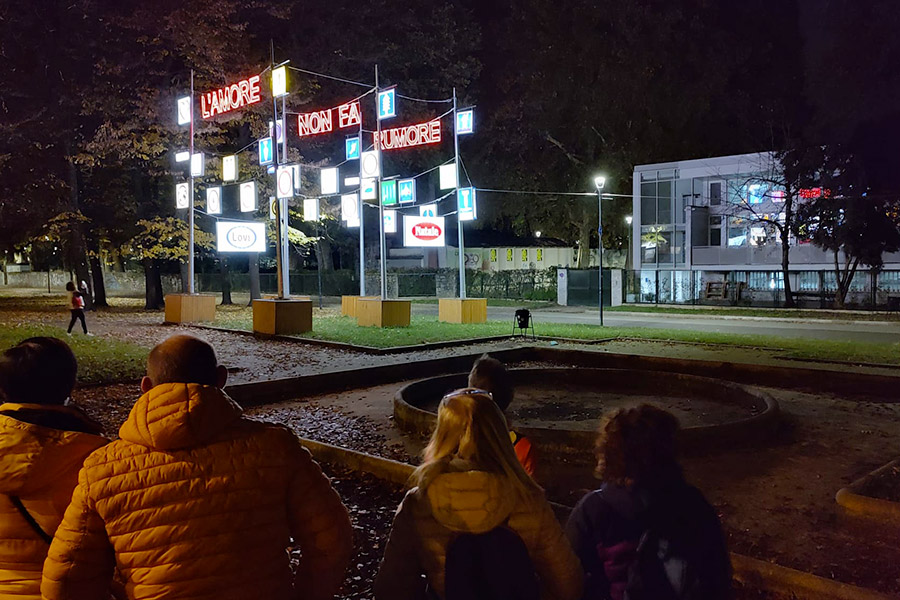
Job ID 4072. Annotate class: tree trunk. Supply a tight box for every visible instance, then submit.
[65,145,93,309]
[179,261,190,294]
[780,226,795,308]
[319,236,335,271]
[575,220,592,269]
[1,250,7,286]
[248,252,261,305]
[89,255,108,308]
[143,257,164,309]
[220,257,232,305]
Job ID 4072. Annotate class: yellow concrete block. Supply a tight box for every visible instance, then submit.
[341,295,379,317]
[438,298,488,323]
[357,299,411,327]
[252,298,313,335]
[164,294,217,324]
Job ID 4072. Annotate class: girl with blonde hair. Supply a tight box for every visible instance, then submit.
[375,389,582,600]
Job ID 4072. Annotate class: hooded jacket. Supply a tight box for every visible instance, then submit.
[0,403,107,599]
[374,461,582,600]
[41,383,353,600]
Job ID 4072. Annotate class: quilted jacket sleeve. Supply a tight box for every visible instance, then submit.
[40,471,115,600]
[530,499,584,600]
[373,491,426,600]
[287,439,354,600]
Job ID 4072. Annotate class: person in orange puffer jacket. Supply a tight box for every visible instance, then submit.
[468,354,536,477]
[0,337,108,600]
[41,335,353,600]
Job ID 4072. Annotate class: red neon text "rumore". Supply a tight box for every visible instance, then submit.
[201,75,261,119]
[375,120,441,151]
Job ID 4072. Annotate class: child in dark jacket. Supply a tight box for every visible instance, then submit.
[468,354,536,476]
[565,405,732,600]
[65,281,89,335]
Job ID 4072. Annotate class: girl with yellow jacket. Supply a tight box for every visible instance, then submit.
[375,388,583,600]
[0,338,107,599]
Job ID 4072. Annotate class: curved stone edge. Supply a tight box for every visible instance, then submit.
[393,369,781,454]
[835,457,900,525]
[300,437,892,600]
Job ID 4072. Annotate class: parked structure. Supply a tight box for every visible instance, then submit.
[630,153,900,307]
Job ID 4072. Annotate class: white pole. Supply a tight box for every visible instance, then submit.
[358,98,366,296]
[375,65,387,299]
[281,92,290,298]
[272,54,284,299]
[597,189,604,325]
[188,69,195,295]
[453,88,465,300]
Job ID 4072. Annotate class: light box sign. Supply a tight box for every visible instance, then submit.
[321,168,339,195]
[240,182,257,212]
[190,153,205,177]
[346,136,360,160]
[201,75,261,119]
[216,221,266,253]
[404,215,445,247]
[222,155,237,182]
[381,180,397,206]
[175,182,190,209]
[439,164,457,190]
[361,150,380,178]
[458,187,476,221]
[378,88,396,120]
[259,138,273,165]
[420,204,436,218]
[276,166,294,199]
[398,179,416,204]
[361,178,377,200]
[303,198,319,221]
[272,66,288,97]
[375,120,440,151]
[341,193,360,226]
[456,109,474,134]
[177,97,191,125]
[206,187,222,214]
[297,100,361,137]
[384,210,397,233]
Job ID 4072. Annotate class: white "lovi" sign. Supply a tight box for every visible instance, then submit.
[216,221,266,253]
[403,215,445,248]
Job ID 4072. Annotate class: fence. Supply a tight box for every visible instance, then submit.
[624,269,900,309]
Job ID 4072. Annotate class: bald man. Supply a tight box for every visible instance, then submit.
[42,335,353,600]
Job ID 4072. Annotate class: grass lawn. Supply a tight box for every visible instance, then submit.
[0,324,148,384]
[607,304,900,321]
[213,305,900,365]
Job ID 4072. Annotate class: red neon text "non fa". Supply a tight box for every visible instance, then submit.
[375,120,441,151]
[200,75,261,119]
[297,100,361,137]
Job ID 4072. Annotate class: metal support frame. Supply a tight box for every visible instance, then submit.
[188,70,195,294]
[453,88,466,300]
[375,65,387,299]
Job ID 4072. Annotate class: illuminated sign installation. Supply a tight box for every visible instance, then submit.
[216,221,266,253]
[398,179,416,204]
[404,215,445,247]
[222,156,237,182]
[381,180,397,206]
[175,183,190,209]
[297,100,361,137]
[375,120,441,151]
[458,187,476,221]
[206,187,222,214]
[201,75,262,119]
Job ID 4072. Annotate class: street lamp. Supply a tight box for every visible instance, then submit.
[625,215,633,271]
[594,175,607,325]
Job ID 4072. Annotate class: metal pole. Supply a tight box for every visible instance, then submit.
[597,189,603,325]
[280,92,291,298]
[271,46,284,299]
[358,97,366,296]
[375,65,386,298]
[453,88,465,300]
[188,69,195,295]
[316,211,324,308]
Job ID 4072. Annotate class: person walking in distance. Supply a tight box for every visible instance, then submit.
[42,335,354,600]
[0,337,107,599]
[64,282,88,336]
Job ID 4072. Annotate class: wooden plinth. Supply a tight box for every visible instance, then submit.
[164,294,217,324]
[341,295,380,318]
[357,299,411,327]
[252,298,313,335]
[438,298,488,324]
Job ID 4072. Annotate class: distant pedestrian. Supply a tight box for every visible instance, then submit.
[64,282,89,336]
[42,335,353,600]
[78,279,91,311]
[375,388,582,600]
[469,353,537,476]
[565,405,732,600]
[0,337,107,599]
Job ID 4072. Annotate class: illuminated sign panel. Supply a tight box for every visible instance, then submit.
[200,75,261,119]
[361,151,381,178]
[341,193,360,227]
[216,221,266,253]
[456,110,474,134]
[222,155,237,182]
[297,100,361,137]
[439,164,457,190]
[272,66,288,97]
[276,166,294,199]
[381,180,397,206]
[190,153,205,177]
[420,205,436,218]
[303,198,319,221]
[320,168,339,195]
[177,97,192,125]
[206,187,222,214]
[240,182,258,212]
[175,183,190,209]
[458,187,476,221]
[258,138,273,165]
[384,210,397,233]
[375,120,441,151]
[404,215,445,247]
[398,179,416,204]
[378,88,396,120]
[346,136,360,160]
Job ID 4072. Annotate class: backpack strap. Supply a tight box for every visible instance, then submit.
[8,495,53,544]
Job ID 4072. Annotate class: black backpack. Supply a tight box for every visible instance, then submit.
[444,525,540,600]
[623,526,697,600]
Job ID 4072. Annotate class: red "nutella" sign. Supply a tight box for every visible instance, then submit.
[403,216,445,247]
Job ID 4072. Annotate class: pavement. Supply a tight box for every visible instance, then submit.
[410,303,900,344]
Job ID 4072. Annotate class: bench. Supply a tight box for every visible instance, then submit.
[791,290,836,308]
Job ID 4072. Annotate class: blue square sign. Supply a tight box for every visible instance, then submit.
[398,178,416,204]
[258,137,273,165]
[456,109,474,135]
[345,136,360,160]
[458,187,476,222]
[378,88,396,120]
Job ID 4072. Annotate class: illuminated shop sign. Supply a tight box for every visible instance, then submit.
[374,120,441,151]
[201,75,262,119]
[798,187,832,199]
[297,100,361,137]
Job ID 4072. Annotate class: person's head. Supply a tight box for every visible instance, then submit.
[140,335,227,393]
[0,337,78,405]
[412,388,539,498]
[65,281,75,292]
[467,354,513,412]
[595,404,681,488]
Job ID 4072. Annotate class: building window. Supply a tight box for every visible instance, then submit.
[728,217,748,247]
[657,181,672,225]
[536,248,543,261]
[490,249,498,262]
[709,181,723,206]
[506,248,513,261]
[521,248,528,262]
[641,182,656,225]
[710,228,722,246]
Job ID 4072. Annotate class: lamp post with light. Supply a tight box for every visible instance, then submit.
[625,215,633,271]
[594,175,607,325]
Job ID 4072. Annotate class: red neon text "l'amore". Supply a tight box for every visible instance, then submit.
[200,75,262,119]
[375,120,441,151]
